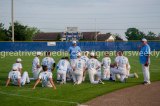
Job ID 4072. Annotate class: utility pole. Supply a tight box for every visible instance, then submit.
[95,18,97,41]
[11,0,14,42]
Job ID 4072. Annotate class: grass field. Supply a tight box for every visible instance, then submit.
[0,51,160,106]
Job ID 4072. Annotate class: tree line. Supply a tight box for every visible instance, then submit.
[0,21,160,41]
[0,21,40,41]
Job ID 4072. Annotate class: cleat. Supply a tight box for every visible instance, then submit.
[144,82,151,85]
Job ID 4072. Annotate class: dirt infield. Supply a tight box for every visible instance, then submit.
[85,81,160,106]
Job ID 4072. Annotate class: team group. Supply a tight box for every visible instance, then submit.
[6,39,151,89]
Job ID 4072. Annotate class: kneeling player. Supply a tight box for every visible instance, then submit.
[110,51,128,83]
[33,65,56,89]
[56,57,70,84]
[6,66,30,87]
[72,52,86,85]
[87,52,104,84]
[32,52,42,80]
[101,52,111,80]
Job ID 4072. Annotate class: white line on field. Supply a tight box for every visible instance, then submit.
[0,91,80,105]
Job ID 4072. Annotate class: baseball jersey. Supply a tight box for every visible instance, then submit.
[115,56,129,69]
[68,46,81,59]
[72,58,86,71]
[12,63,22,72]
[8,70,21,85]
[32,57,40,71]
[57,59,70,72]
[81,56,89,63]
[87,58,100,71]
[139,44,151,64]
[102,57,111,69]
[42,57,55,71]
[97,60,102,72]
[39,71,52,87]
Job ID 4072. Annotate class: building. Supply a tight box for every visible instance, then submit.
[97,33,115,41]
[33,32,61,41]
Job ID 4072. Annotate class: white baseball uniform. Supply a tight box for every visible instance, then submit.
[42,57,55,72]
[12,63,22,72]
[32,56,42,79]
[57,59,70,83]
[71,58,86,84]
[111,56,128,82]
[87,58,101,84]
[81,56,89,81]
[96,60,102,81]
[39,71,53,87]
[8,71,30,86]
[102,57,111,80]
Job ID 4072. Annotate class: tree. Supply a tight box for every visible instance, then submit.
[0,23,9,41]
[125,28,145,40]
[8,21,40,41]
[57,33,61,41]
[144,31,157,40]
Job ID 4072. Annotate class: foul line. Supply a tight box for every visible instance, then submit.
[0,91,80,105]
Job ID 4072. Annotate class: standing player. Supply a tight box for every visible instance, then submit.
[110,51,128,83]
[86,52,104,84]
[102,52,111,80]
[32,52,42,80]
[33,65,56,89]
[139,38,151,85]
[13,58,23,74]
[71,52,86,85]
[42,51,56,72]
[6,66,30,87]
[81,51,89,81]
[68,41,81,80]
[56,57,70,84]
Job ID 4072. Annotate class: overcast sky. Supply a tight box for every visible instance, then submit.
[1,0,160,36]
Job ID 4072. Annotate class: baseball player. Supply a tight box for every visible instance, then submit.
[12,58,23,74]
[81,51,89,81]
[115,51,138,79]
[86,52,104,84]
[139,38,151,85]
[71,52,86,85]
[94,55,102,81]
[67,41,81,80]
[6,65,30,87]
[101,52,111,80]
[32,52,42,80]
[42,51,56,72]
[33,65,56,89]
[110,51,128,82]
[56,57,70,84]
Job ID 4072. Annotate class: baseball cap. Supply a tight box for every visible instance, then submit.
[90,52,95,56]
[77,52,81,56]
[16,58,22,62]
[72,41,77,44]
[142,38,147,42]
[36,52,41,56]
[12,66,18,70]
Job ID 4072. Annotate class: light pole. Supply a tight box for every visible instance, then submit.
[11,0,14,42]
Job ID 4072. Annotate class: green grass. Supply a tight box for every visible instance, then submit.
[0,51,160,106]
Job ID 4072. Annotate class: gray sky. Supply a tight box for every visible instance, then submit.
[1,0,160,36]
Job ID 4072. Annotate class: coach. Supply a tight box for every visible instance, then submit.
[68,41,81,64]
[139,38,151,85]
